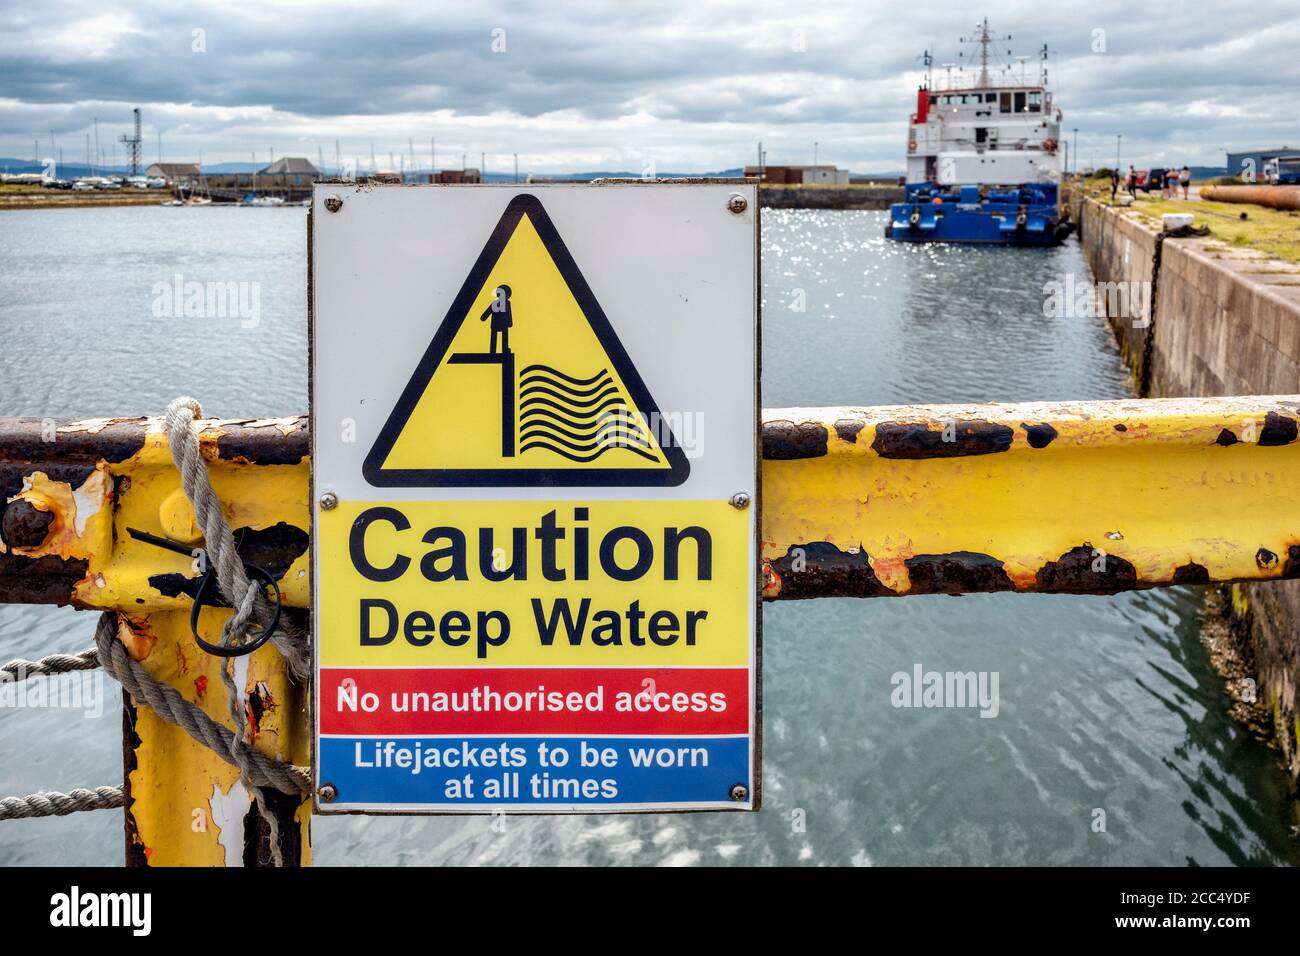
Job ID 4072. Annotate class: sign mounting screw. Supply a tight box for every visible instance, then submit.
[319,492,339,511]
[727,193,748,214]
[318,783,338,803]
[729,492,750,509]
[729,783,749,801]
[324,195,343,213]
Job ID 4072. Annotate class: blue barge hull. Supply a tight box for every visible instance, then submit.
[887,182,1068,246]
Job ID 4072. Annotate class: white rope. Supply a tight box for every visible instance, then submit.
[0,787,123,820]
[1,648,98,681]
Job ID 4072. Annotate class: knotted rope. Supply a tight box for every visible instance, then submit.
[163,397,310,681]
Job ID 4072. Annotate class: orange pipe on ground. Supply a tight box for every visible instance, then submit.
[1200,184,1300,210]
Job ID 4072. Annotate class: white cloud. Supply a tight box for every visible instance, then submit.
[1,0,1298,171]
[37,13,143,61]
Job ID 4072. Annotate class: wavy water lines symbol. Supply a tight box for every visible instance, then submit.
[517,364,659,462]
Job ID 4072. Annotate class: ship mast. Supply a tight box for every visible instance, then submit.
[977,18,991,87]
[961,18,1012,88]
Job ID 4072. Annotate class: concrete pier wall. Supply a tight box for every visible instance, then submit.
[1073,193,1300,784]
[760,184,902,210]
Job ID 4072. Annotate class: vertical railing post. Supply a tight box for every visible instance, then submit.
[121,609,310,866]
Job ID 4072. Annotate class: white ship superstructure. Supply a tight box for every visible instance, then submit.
[906,19,1063,187]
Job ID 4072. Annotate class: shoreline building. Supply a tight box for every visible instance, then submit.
[744,164,850,185]
[144,162,200,187]
[258,157,320,187]
[1225,147,1298,182]
[431,168,482,184]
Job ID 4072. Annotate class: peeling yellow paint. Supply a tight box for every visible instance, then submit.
[6,466,113,561]
[10,420,316,611]
[763,397,1300,595]
[128,610,310,867]
[119,614,157,661]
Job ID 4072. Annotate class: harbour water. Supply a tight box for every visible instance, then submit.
[0,204,1295,865]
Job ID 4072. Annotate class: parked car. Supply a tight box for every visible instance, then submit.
[1140,168,1171,193]
[71,180,96,191]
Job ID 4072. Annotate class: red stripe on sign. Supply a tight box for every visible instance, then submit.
[319,668,749,735]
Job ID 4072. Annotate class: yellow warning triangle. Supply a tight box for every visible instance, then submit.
[364,194,690,487]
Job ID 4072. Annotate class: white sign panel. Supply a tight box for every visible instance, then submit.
[311,183,760,813]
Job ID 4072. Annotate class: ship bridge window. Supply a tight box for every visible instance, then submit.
[985,93,997,103]
[1028,91,1042,112]
[1014,91,1027,112]
[999,92,1012,113]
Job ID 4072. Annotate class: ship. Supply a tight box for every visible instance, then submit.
[887,19,1069,245]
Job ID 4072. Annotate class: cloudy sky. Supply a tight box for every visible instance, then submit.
[2,0,1298,173]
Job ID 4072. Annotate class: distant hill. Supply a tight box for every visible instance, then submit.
[0,160,131,178]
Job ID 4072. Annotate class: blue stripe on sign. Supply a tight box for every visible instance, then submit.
[320,736,750,806]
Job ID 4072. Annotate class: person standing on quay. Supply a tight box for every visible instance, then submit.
[1180,165,1191,200]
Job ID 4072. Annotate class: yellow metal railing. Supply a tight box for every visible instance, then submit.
[762,396,1300,598]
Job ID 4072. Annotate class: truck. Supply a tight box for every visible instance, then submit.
[1263,156,1300,185]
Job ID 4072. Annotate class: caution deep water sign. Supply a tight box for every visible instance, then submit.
[311,183,759,813]
[365,194,690,486]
